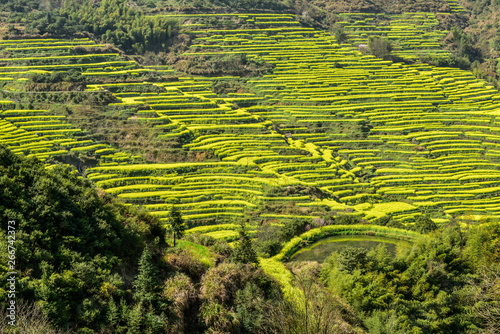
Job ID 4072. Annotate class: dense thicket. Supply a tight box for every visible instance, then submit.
[0,145,169,332]
[3,0,179,54]
[0,147,296,333]
[321,224,500,333]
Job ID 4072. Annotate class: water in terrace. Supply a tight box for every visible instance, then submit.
[288,235,412,262]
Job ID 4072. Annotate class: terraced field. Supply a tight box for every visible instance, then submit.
[168,13,500,224]
[0,38,141,162]
[337,12,451,61]
[2,12,500,241]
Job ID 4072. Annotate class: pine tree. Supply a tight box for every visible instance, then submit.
[127,302,142,334]
[107,297,118,330]
[134,247,159,305]
[167,205,185,247]
[230,219,259,265]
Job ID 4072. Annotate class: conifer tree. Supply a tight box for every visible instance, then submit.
[127,302,142,334]
[107,298,118,330]
[230,219,259,265]
[134,247,159,305]
[167,205,185,247]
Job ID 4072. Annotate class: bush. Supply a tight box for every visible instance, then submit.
[230,221,259,265]
[374,215,406,229]
[324,214,362,226]
[413,215,438,234]
[255,224,283,258]
[368,37,392,59]
[164,251,208,281]
[185,233,216,247]
[280,218,308,241]
[211,240,233,257]
[337,247,369,273]
[333,26,349,44]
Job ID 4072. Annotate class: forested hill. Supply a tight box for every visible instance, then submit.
[0,0,500,333]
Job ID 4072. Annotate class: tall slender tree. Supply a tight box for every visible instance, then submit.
[134,247,158,305]
[167,205,185,247]
[230,219,259,265]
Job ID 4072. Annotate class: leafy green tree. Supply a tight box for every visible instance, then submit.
[368,36,392,59]
[373,215,406,229]
[337,247,369,273]
[255,224,283,258]
[107,298,118,330]
[230,220,259,265]
[413,214,438,234]
[321,227,477,333]
[333,26,349,44]
[235,283,271,332]
[167,205,185,247]
[280,217,308,241]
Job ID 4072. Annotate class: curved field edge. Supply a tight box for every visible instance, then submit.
[288,235,412,261]
[260,224,422,302]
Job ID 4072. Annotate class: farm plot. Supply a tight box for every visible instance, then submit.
[3,12,498,232]
[174,13,500,223]
[0,38,140,81]
[336,12,451,61]
[0,108,127,161]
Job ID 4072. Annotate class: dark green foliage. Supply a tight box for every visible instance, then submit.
[303,0,451,14]
[368,36,393,59]
[171,53,274,76]
[444,27,482,63]
[255,224,284,258]
[323,213,362,226]
[185,0,287,10]
[22,0,179,54]
[133,247,160,306]
[280,217,308,241]
[212,79,249,96]
[234,282,272,332]
[3,90,118,105]
[320,226,498,333]
[333,25,349,44]
[167,205,185,247]
[230,221,259,265]
[373,215,392,226]
[413,214,438,233]
[373,215,406,229]
[0,145,165,331]
[337,247,369,273]
[127,302,143,334]
[30,70,84,84]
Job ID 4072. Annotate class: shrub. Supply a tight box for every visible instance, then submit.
[255,224,284,258]
[211,240,233,257]
[185,233,216,246]
[368,36,392,59]
[230,221,259,265]
[280,218,308,241]
[337,247,369,273]
[413,215,438,234]
[164,251,207,281]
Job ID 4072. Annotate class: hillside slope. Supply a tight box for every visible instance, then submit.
[1,1,500,333]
